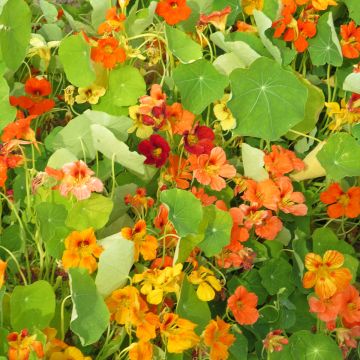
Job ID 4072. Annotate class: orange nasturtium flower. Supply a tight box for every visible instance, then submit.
[98,7,126,34]
[48,346,92,360]
[160,313,200,353]
[242,0,264,15]
[91,37,126,69]
[129,341,153,360]
[303,250,352,299]
[121,220,158,261]
[203,317,235,360]
[340,21,360,59]
[155,0,192,26]
[62,228,103,274]
[1,114,37,143]
[320,183,360,219]
[133,263,183,304]
[227,286,259,325]
[0,260,7,288]
[199,6,232,32]
[7,329,44,360]
[188,266,222,301]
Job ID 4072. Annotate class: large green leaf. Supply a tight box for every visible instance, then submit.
[0,74,16,131]
[47,148,78,169]
[198,205,232,257]
[242,143,269,181]
[165,25,202,63]
[228,332,248,360]
[173,59,229,114]
[287,77,325,140]
[95,234,134,297]
[69,268,110,346]
[59,34,96,87]
[259,258,294,296]
[176,278,211,335]
[10,281,55,331]
[228,57,308,140]
[107,65,146,107]
[0,0,31,71]
[308,12,343,67]
[289,331,342,360]
[343,0,360,25]
[66,194,113,230]
[312,228,354,255]
[89,0,111,28]
[317,132,360,180]
[160,189,203,237]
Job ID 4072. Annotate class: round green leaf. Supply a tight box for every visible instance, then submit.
[160,189,203,237]
[317,132,360,180]
[58,34,96,87]
[36,202,68,239]
[312,228,354,255]
[343,0,360,25]
[228,57,308,140]
[308,12,343,67]
[0,0,31,71]
[69,268,110,346]
[10,281,56,331]
[173,59,229,114]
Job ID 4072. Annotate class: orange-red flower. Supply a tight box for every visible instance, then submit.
[91,37,126,68]
[303,250,352,299]
[10,77,55,116]
[227,286,259,325]
[203,317,235,360]
[0,260,7,288]
[159,312,200,353]
[62,228,103,274]
[121,220,158,261]
[308,293,343,322]
[190,147,236,191]
[236,21,257,33]
[264,145,305,177]
[7,329,44,360]
[1,114,37,143]
[166,102,195,135]
[98,7,126,34]
[153,204,178,247]
[339,285,360,326]
[163,154,192,189]
[217,246,255,270]
[191,186,217,206]
[129,341,153,360]
[340,21,360,59]
[124,187,154,212]
[155,0,191,26]
[199,6,232,32]
[263,329,289,353]
[320,183,360,219]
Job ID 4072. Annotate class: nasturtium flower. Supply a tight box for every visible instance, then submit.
[301,0,337,11]
[133,263,183,304]
[62,228,103,274]
[227,286,259,325]
[203,316,235,360]
[155,0,191,26]
[91,37,126,69]
[129,341,153,360]
[163,154,192,190]
[166,102,195,135]
[75,84,106,104]
[213,94,236,131]
[190,147,236,191]
[153,204,178,247]
[160,313,200,353]
[320,183,360,219]
[242,0,263,15]
[128,105,154,139]
[1,114,37,143]
[64,85,75,106]
[263,330,289,353]
[98,7,126,34]
[339,285,360,326]
[199,6,232,32]
[188,266,222,301]
[121,220,158,261]
[184,124,215,155]
[236,21,257,33]
[7,329,44,360]
[138,134,170,168]
[0,260,7,288]
[303,250,352,299]
[308,293,343,322]
[325,100,360,131]
[340,21,360,59]
[49,346,91,360]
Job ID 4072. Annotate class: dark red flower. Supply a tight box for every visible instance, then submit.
[183,124,214,155]
[138,134,170,168]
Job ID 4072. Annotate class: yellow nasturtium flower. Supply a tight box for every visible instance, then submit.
[241,0,264,16]
[128,105,154,139]
[213,94,236,131]
[188,266,222,301]
[325,100,360,131]
[75,84,106,105]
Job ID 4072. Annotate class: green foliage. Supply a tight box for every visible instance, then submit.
[343,0,360,24]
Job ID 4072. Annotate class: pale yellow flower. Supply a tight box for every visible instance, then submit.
[128,105,154,139]
[75,84,106,105]
[64,85,75,106]
[214,94,236,131]
[325,100,360,131]
[241,0,264,16]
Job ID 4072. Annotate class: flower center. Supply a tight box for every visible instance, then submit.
[104,45,113,54]
[187,134,198,146]
[338,194,350,207]
[170,1,178,8]
[152,147,163,158]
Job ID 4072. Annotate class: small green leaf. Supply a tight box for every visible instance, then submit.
[165,25,202,63]
[39,0,58,23]
[308,12,343,67]
[343,72,360,94]
[10,281,55,331]
[317,132,360,180]
[95,234,134,297]
[0,0,31,71]
[198,205,232,257]
[89,0,111,29]
[69,268,110,346]
[58,34,96,87]
[228,332,248,360]
[173,59,229,114]
[229,57,308,141]
[160,189,203,237]
[0,74,16,131]
[66,194,113,230]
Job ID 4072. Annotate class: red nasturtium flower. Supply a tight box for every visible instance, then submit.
[227,286,259,325]
[91,37,126,68]
[320,183,360,219]
[155,0,191,26]
[340,21,360,59]
[10,77,55,116]
[303,250,352,299]
[7,329,44,360]
[184,124,215,155]
[138,134,170,168]
[62,228,103,274]
[203,316,235,360]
